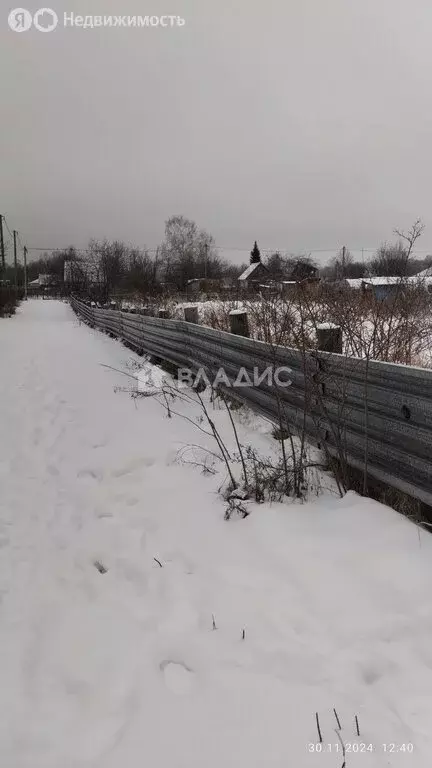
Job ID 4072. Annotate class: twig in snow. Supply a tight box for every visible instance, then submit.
[182,459,217,475]
[212,613,217,630]
[315,712,322,743]
[176,445,218,475]
[177,443,222,462]
[100,363,138,381]
[355,714,360,736]
[154,557,163,568]
[335,729,346,768]
[333,708,341,730]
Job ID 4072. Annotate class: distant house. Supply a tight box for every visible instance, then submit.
[187,278,221,295]
[28,274,59,289]
[38,273,59,287]
[411,265,432,280]
[362,276,407,300]
[238,262,269,292]
[279,280,298,297]
[220,276,236,291]
[342,276,406,299]
[409,267,432,290]
[344,278,366,290]
[289,260,319,282]
[343,271,432,298]
[259,281,280,297]
[187,278,204,295]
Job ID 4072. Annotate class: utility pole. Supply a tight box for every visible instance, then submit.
[153,246,159,288]
[13,230,18,289]
[341,245,346,279]
[0,215,5,276]
[204,242,208,279]
[24,246,28,299]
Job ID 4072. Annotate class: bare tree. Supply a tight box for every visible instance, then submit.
[159,215,224,289]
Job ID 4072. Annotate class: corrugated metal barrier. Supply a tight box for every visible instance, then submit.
[71,297,432,507]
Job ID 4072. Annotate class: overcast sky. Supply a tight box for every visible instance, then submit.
[2,0,432,265]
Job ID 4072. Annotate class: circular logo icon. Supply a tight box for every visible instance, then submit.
[33,7,58,32]
[8,8,32,32]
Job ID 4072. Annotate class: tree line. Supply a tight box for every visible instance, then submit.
[4,215,430,296]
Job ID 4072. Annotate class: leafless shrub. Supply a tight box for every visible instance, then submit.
[224,498,249,520]
[200,299,240,331]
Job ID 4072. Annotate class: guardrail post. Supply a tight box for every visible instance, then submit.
[158,309,170,319]
[184,305,199,323]
[229,309,249,337]
[316,323,342,353]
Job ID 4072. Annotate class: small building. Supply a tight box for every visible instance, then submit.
[410,265,432,281]
[343,276,413,299]
[259,282,279,297]
[289,260,319,282]
[220,276,236,291]
[362,276,407,300]
[344,278,366,291]
[28,274,59,290]
[238,262,269,292]
[279,280,297,297]
[186,278,221,295]
[159,281,178,295]
[38,273,58,287]
[408,268,432,292]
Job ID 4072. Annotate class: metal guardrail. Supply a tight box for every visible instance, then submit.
[71,297,432,507]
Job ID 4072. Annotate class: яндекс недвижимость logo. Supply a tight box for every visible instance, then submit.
[7,10,185,31]
[8,7,58,32]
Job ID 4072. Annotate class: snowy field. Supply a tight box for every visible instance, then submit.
[0,300,431,767]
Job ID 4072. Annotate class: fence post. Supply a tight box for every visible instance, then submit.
[316,323,342,353]
[229,309,249,338]
[184,305,199,324]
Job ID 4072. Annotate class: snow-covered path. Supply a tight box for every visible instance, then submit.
[0,300,431,767]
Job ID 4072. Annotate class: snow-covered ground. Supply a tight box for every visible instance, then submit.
[0,300,431,767]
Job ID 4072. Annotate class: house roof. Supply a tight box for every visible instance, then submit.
[410,274,432,285]
[412,266,432,279]
[363,276,407,287]
[346,273,432,288]
[345,278,365,289]
[238,262,266,281]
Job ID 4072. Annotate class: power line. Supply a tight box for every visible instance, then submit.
[13,230,18,289]
[2,216,28,255]
[2,215,14,241]
[25,244,432,257]
[0,216,5,273]
[16,232,26,252]
[27,247,96,255]
[26,244,358,254]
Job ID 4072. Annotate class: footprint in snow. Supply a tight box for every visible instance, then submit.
[77,468,104,481]
[111,457,155,477]
[160,661,195,695]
